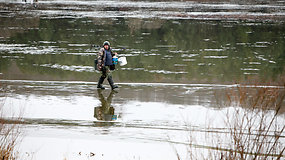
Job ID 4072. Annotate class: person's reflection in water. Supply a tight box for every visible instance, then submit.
[94,90,117,121]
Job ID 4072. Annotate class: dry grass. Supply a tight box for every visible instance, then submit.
[0,86,22,160]
[0,122,21,160]
[218,82,285,159]
[179,80,285,160]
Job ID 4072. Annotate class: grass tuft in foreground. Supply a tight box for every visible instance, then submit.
[0,87,22,160]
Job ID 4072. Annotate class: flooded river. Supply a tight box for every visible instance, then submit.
[0,0,285,159]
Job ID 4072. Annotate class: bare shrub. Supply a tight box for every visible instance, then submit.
[0,86,22,160]
[218,83,285,159]
[179,81,285,160]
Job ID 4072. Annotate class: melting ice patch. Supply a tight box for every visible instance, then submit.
[236,42,251,46]
[182,59,196,62]
[174,64,187,67]
[67,44,90,47]
[1,55,24,59]
[36,64,94,72]
[203,49,225,52]
[240,68,260,71]
[243,72,258,75]
[204,56,228,59]
[118,53,139,57]
[2,0,285,21]
[66,52,97,56]
[254,52,276,64]
[256,56,276,64]
[249,62,261,65]
[181,54,199,58]
[197,63,215,66]
[255,41,272,45]
[148,69,187,74]
[121,68,187,74]
[39,41,57,44]
[0,43,67,55]
[155,45,176,48]
[169,50,189,54]
[0,43,28,51]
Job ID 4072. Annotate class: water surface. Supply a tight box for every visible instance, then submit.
[0,0,285,159]
[0,0,285,84]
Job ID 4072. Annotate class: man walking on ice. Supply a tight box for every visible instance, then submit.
[96,41,119,90]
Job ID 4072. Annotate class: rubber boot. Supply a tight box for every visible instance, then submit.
[107,76,118,90]
[97,76,106,89]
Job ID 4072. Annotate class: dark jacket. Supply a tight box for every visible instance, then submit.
[97,48,116,71]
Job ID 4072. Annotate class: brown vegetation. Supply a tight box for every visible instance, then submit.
[0,88,22,160]
[182,80,285,159]
[219,81,285,159]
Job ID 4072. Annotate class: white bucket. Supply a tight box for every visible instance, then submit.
[118,57,127,66]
